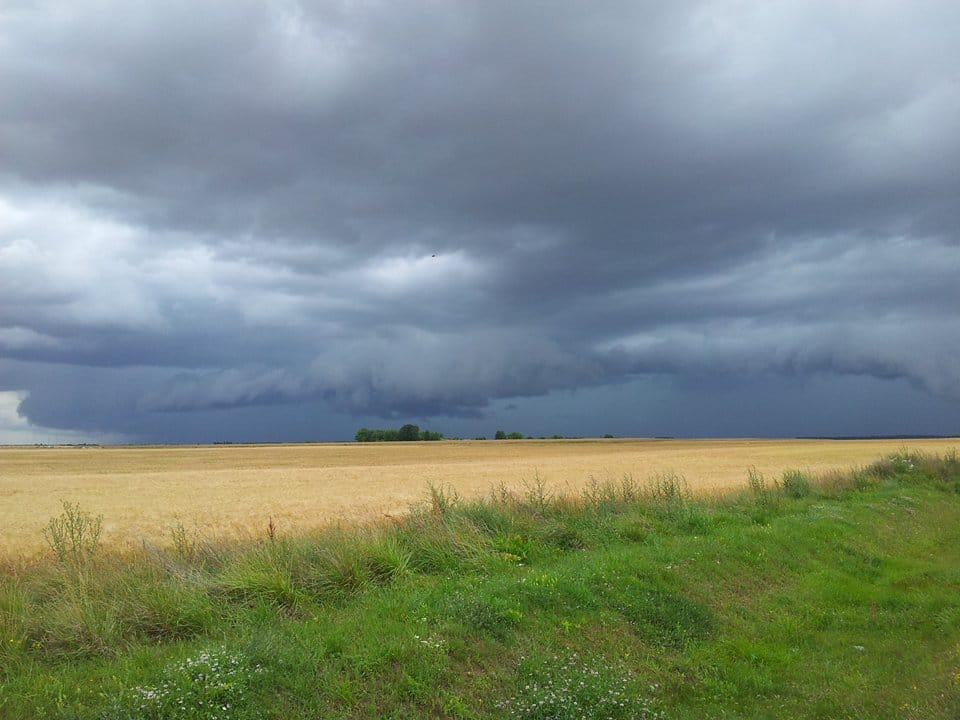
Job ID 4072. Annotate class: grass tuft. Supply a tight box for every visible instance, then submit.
[648,472,710,533]
[778,469,813,498]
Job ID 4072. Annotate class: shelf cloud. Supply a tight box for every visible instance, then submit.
[2,1,959,441]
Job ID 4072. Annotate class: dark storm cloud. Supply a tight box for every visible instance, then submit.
[1,0,959,441]
[142,329,603,417]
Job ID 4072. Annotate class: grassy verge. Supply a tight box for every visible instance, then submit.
[2,451,960,718]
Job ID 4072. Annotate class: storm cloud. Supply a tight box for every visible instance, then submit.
[1,0,959,442]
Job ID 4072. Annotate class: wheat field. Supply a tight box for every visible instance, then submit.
[2,437,957,556]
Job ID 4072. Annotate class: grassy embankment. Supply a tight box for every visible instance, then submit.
[2,450,959,718]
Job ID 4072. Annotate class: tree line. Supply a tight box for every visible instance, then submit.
[354,426,610,442]
[354,424,443,442]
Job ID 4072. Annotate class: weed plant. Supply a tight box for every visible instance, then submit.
[43,501,102,570]
[745,466,780,523]
[778,469,812,498]
[647,472,709,533]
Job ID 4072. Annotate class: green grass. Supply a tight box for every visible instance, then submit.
[2,450,960,718]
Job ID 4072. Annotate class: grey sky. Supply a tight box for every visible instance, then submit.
[1,0,958,443]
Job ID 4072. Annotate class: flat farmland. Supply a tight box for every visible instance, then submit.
[2,437,957,556]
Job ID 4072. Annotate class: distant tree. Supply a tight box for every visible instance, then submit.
[494,430,507,440]
[398,423,420,441]
[603,434,615,439]
[507,431,524,440]
[419,429,444,441]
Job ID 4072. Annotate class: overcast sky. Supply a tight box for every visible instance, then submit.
[1,0,959,444]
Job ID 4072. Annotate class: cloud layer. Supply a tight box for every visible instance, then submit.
[2,1,959,441]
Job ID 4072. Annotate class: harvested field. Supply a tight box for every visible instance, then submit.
[2,437,957,556]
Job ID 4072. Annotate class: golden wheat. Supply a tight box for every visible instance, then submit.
[2,437,956,556]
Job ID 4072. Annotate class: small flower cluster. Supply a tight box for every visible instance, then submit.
[498,651,663,720]
[889,453,917,473]
[413,633,446,651]
[103,646,264,720]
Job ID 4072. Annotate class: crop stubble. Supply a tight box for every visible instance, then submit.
[1,437,957,556]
